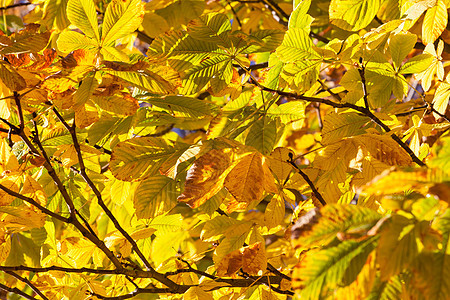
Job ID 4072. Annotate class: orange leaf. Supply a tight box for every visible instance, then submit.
[178,149,232,208]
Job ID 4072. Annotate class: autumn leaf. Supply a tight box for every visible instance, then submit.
[178,148,232,208]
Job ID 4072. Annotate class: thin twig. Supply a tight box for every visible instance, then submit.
[0,282,37,300]
[259,85,427,167]
[287,154,326,206]
[10,95,123,269]
[357,58,370,110]
[3,270,49,300]
[0,183,69,222]
[0,2,33,11]
[52,108,178,289]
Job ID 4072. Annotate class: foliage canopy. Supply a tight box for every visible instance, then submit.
[1,0,450,299]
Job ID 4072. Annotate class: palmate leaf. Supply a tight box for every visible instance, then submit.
[294,237,378,299]
[322,112,371,145]
[42,0,70,31]
[422,0,448,45]
[146,96,218,119]
[409,209,450,299]
[245,118,277,155]
[66,0,99,42]
[133,175,178,219]
[110,137,189,181]
[292,204,382,248]
[329,0,383,31]
[56,30,98,53]
[101,0,144,46]
[105,64,180,94]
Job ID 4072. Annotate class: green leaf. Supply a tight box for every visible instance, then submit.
[146,96,218,119]
[133,175,178,219]
[276,27,319,62]
[110,137,189,181]
[297,237,378,299]
[329,0,383,31]
[243,30,285,53]
[101,0,144,46]
[66,0,100,42]
[294,204,382,248]
[245,118,277,155]
[389,33,417,71]
[267,101,306,125]
[187,13,231,45]
[400,54,434,74]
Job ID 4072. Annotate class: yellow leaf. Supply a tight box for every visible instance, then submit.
[101,0,145,46]
[0,138,19,173]
[0,206,46,232]
[422,0,448,45]
[74,101,99,128]
[432,81,450,119]
[66,0,100,42]
[0,231,10,263]
[416,40,444,91]
[242,242,267,275]
[183,286,214,300]
[65,237,105,267]
[0,176,20,206]
[262,158,279,194]
[22,175,47,206]
[264,194,285,229]
[178,149,233,208]
[224,152,265,204]
[267,147,294,184]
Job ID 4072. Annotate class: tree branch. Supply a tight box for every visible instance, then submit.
[3,270,48,300]
[287,153,326,206]
[0,282,37,300]
[9,94,124,269]
[0,2,33,11]
[52,108,179,290]
[0,183,69,222]
[259,85,427,167]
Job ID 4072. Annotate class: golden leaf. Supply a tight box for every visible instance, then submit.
[178,149,232,208]
[224,152,265,204]
[216,242,266,277]
[422,0,448,45]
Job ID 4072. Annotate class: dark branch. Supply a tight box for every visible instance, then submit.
[0,183,69,222]
[287,154,326,206]
[259,85,427,167]
[0,282,37,300]
[3,270,48,300]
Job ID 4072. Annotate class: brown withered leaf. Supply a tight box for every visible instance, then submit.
[178,149,232,208]
[216,242,266,277]
[224,152,265,203]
